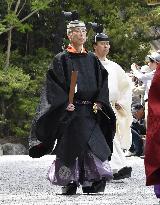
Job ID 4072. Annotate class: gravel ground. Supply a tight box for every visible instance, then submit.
[0,155,159,205]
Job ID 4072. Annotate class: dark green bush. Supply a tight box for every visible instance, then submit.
[0,48,52,138]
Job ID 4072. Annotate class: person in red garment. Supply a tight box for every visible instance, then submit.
[144,53,160,199]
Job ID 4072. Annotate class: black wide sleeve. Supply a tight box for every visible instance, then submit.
[29,53,69,158]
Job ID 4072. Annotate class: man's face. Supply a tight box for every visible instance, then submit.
[67,27,87,46]
[147,58,159,70]
[134,108,144,120]
[94,41,110,57]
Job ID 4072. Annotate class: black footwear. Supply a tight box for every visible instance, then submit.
[113,167,132,180]
[82,179,106,194]
[62,182,77,195]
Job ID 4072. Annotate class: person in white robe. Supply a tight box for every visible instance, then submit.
[93,33,133,179]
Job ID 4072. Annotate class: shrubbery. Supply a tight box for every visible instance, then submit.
[0,48,52,138]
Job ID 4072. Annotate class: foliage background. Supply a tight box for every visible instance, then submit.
[0,0,160,139]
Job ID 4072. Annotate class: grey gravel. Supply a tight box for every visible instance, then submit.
[0,155,159,205]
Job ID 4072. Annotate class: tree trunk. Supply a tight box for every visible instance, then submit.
[0,98,8,137]
[5,29,12,69]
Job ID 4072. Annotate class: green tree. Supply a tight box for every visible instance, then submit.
[0,0,160,139]
[48,0,160,68]
[0,48,52,137]
[0,0,52,68]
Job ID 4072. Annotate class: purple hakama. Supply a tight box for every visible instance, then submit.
[154,184,160,198]
[48,151,113,186]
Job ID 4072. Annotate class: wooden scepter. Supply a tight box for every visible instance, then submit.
[68,71,78,103]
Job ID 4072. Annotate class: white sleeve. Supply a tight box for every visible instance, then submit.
[132,69,153,82]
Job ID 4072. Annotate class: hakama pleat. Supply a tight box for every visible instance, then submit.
[48,151,113,186]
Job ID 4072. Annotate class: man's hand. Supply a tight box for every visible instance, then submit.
[115,103,122,110]
[95,102,102,110]
[131,63,139,71]
[66,103,75,112]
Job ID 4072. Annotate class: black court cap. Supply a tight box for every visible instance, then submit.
[94,33,109,43]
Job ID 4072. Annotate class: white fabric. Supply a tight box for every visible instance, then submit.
[101,59,132,173]
[110,137,127,173]
[131,68,155,100]
[101,59,132,150]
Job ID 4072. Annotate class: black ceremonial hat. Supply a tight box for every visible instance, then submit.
[94,33,109,43]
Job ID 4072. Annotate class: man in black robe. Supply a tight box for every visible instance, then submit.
[29,20,116,195]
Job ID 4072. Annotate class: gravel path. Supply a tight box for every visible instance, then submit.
[0,155,159,205]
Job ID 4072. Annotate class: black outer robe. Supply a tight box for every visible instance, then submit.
[29,50,116,166]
